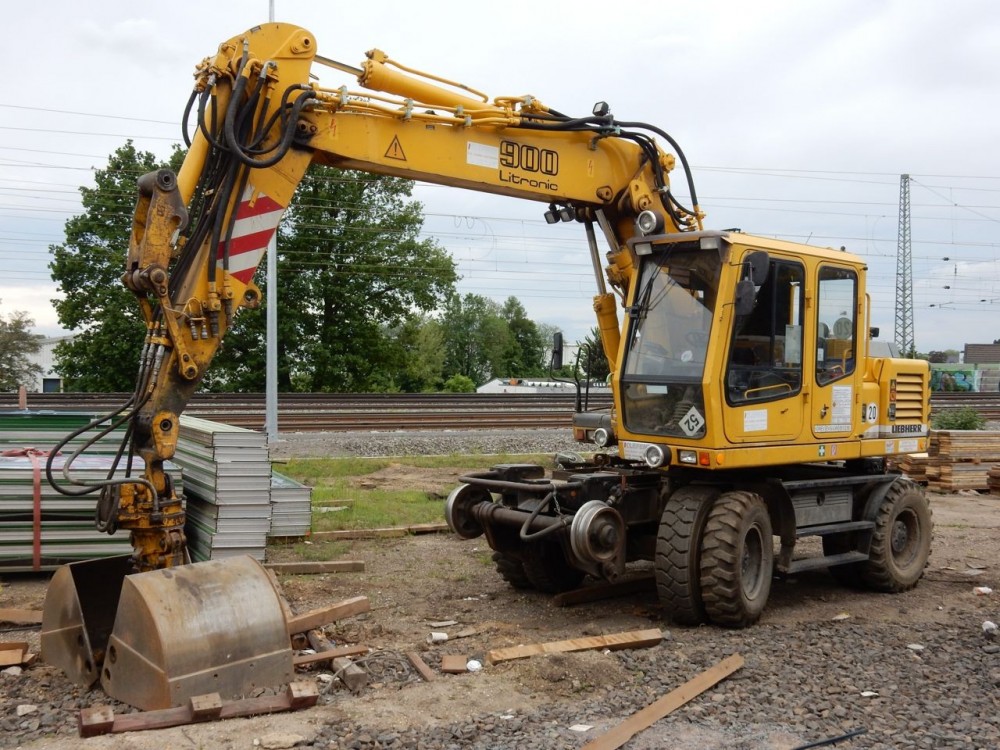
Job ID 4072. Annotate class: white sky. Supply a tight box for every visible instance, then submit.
[1,0,998,355]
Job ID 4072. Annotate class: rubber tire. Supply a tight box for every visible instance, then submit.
[492,552,532,590]
[861,479,932,592]
[822,532,865,588]
[521,543,585,594]
[655,486,720,625]
[699,491,773,628]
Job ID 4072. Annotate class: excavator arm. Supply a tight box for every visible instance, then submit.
[119,22,703,568]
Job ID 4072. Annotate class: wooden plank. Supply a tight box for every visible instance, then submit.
[580,654,745,750]
[440,654,469,674]
[406,651,436,682]
[285,596,370,635]
[79,683,319,736]
[0,642,28,667]
[486,628,662,665]
[333,657,369,692]
[554,574,655,607]
[293,644,369,666]
[310,528,408,541]
[0,608,42,625]
[407,522,450,535]
[266,561,365,574]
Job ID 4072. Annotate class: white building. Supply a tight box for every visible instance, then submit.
[26,335,72,392]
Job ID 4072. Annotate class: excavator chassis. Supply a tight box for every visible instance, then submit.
[41,555,293,711]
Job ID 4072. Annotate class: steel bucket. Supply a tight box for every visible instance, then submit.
[43,555,293,710]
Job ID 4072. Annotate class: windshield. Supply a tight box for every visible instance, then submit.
[619,246,721,440]
[623,248,720,381]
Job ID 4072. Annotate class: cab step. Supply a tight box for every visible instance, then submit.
[785,551,870,575]
[796,520,874,538]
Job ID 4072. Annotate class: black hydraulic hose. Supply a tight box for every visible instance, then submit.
[226,89,316,168]
[518,491,571,542]
[181,88,198,148]
[45,396,137,496]
[616,119,700,211]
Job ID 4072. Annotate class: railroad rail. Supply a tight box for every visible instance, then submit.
[2,391,613,431]
[2,390,996,431]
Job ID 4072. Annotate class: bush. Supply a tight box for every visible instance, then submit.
[931,406,986,431]
[442,374,476,393]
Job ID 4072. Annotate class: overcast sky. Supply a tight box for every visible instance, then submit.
[2,0,998,355]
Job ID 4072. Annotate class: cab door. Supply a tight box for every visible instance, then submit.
[723,255,805,443]
[811,265,860,448]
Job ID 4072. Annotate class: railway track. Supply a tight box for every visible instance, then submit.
[2,390,997,431]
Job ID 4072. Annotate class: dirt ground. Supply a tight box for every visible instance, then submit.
[3,467,999,749]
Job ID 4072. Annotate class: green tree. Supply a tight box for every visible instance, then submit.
[578,327,612,381]
[49,142,185,391]
[441,293,511,385]
[393,315,446,392]
[499,297,546,376]
[0,306,43,391]
[210,167,456,392]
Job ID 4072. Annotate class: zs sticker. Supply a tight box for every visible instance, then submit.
[865,403,878,423]
[680,406,706,437]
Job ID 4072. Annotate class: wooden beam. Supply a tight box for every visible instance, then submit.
[293,645,369,667]
[406,651,436,682]
[266,561,365,575]
[407,522,450,535]
[311,528,408,541]
[486,629,662,665]
[78,682,319,737]
[440,654,469,674]
[285,596,370,635]
[0,642,28,668]
[580,654,745,750]
[553,574,655,607]
[333,657,368,692]
[0,609,42,626]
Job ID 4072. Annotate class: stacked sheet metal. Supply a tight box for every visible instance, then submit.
[177,416,273,561]
[269,471,312,537]
[0,410,184,571]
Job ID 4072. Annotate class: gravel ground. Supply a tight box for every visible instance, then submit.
[3,429,1000,750]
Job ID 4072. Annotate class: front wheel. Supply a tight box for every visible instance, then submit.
[862,479,932,592]
[521,542,585,594]
[699,491,773,628]
[655,485,720,625]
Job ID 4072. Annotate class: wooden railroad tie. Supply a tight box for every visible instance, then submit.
[78,682,318,737]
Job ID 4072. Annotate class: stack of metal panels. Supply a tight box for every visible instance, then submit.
[177,416,272,561]
[268,471,312,537]
[0,410,183,571]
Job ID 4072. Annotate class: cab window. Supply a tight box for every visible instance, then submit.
[816,267,857,385]
[726,258,804,404]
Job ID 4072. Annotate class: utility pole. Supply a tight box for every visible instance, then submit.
[265,0,278,440]
[894,174,914,357]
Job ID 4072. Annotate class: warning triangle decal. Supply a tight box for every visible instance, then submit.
[385,136,406,161]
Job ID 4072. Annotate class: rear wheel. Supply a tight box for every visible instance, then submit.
[492,552,532,590]
[655,485,720,625]
[521,542,585,593]
[862,479,932,592]
[700,491,773,628]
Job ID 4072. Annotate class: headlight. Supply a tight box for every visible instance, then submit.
[678,450,697,465]
[636,210,663,236]
[644,444,666,468]
[593,427,611,447]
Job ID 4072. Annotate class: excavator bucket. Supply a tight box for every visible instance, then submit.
[41,554,132,687]
[43,555,294,710]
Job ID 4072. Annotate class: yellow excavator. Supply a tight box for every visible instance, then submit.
[41,22,931,709]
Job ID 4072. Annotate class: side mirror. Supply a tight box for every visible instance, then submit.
[745,251,770,284]
[735,279,756,316]
[869,326,880,339]
[551,332,564,370]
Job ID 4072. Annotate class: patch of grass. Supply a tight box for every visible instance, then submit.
[279,453,574,531]
[291,539,350,561]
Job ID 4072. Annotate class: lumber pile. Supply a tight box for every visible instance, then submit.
[988,466,1000,496]
[924,430,1000,493]
[0,411,181,571]
[178,417,313,560]
[895,452,929,484]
